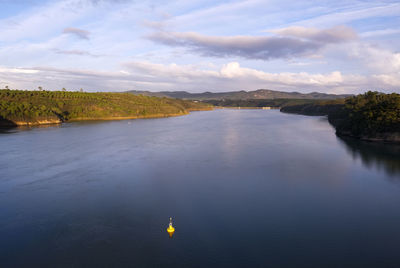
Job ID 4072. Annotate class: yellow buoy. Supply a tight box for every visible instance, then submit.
[167,217,175,237]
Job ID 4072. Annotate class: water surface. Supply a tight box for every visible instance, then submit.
[0,109,399,267]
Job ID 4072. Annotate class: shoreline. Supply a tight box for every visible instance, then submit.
[282,109,400,144]
[0,108,214,128]
[335,130,400,144]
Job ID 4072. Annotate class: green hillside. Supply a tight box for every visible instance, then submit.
[0,90,212,126]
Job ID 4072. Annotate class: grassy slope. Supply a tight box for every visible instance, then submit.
[0,90,212,126]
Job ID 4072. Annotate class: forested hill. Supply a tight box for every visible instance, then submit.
[281,91,400,143]
[127,89,352,100]
[0,90,212,126]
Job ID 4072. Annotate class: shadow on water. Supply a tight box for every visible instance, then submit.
[337,136,400,179]
[0,123,63,134]
[0,117,17,132]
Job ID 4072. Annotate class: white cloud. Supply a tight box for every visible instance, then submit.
[0,67,39,74]
[341,42,400,74]
[1,62,398,93]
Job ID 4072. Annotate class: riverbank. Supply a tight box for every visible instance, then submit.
[280,91,400,143]
[0,89,213,127]
[328,115,400,143]
[0,110,216,127]
[1,113,189,127]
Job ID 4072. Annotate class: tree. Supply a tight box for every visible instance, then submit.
[80,88,84,92]
[62,88,67,92]
[38,86,43,91]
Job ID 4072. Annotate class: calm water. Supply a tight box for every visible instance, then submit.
[0,109,400,268]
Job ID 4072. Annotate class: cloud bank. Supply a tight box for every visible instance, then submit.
[0,61,398,94]
[148,26,357,60]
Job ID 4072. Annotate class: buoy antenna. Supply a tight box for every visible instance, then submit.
[167,217,175,237]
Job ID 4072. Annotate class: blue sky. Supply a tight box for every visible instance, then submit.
[0,0,399,93]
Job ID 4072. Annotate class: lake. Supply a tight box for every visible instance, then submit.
[0,109,400,268]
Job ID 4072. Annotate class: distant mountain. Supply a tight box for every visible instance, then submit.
[126,89,352,100]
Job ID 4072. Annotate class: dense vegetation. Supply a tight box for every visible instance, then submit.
[281,91,400,142]
[280,99,345,115]
[331,91,400,138]
[0,89,212,126]
[203,98,324,108]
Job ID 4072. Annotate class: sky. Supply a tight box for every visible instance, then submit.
[0,0,399,94]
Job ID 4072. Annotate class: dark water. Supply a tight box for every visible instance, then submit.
[1,109,400,268]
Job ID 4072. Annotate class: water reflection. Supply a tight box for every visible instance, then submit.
[1,110,400,267]
[337,136,400,178]
[0,123,62,134]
